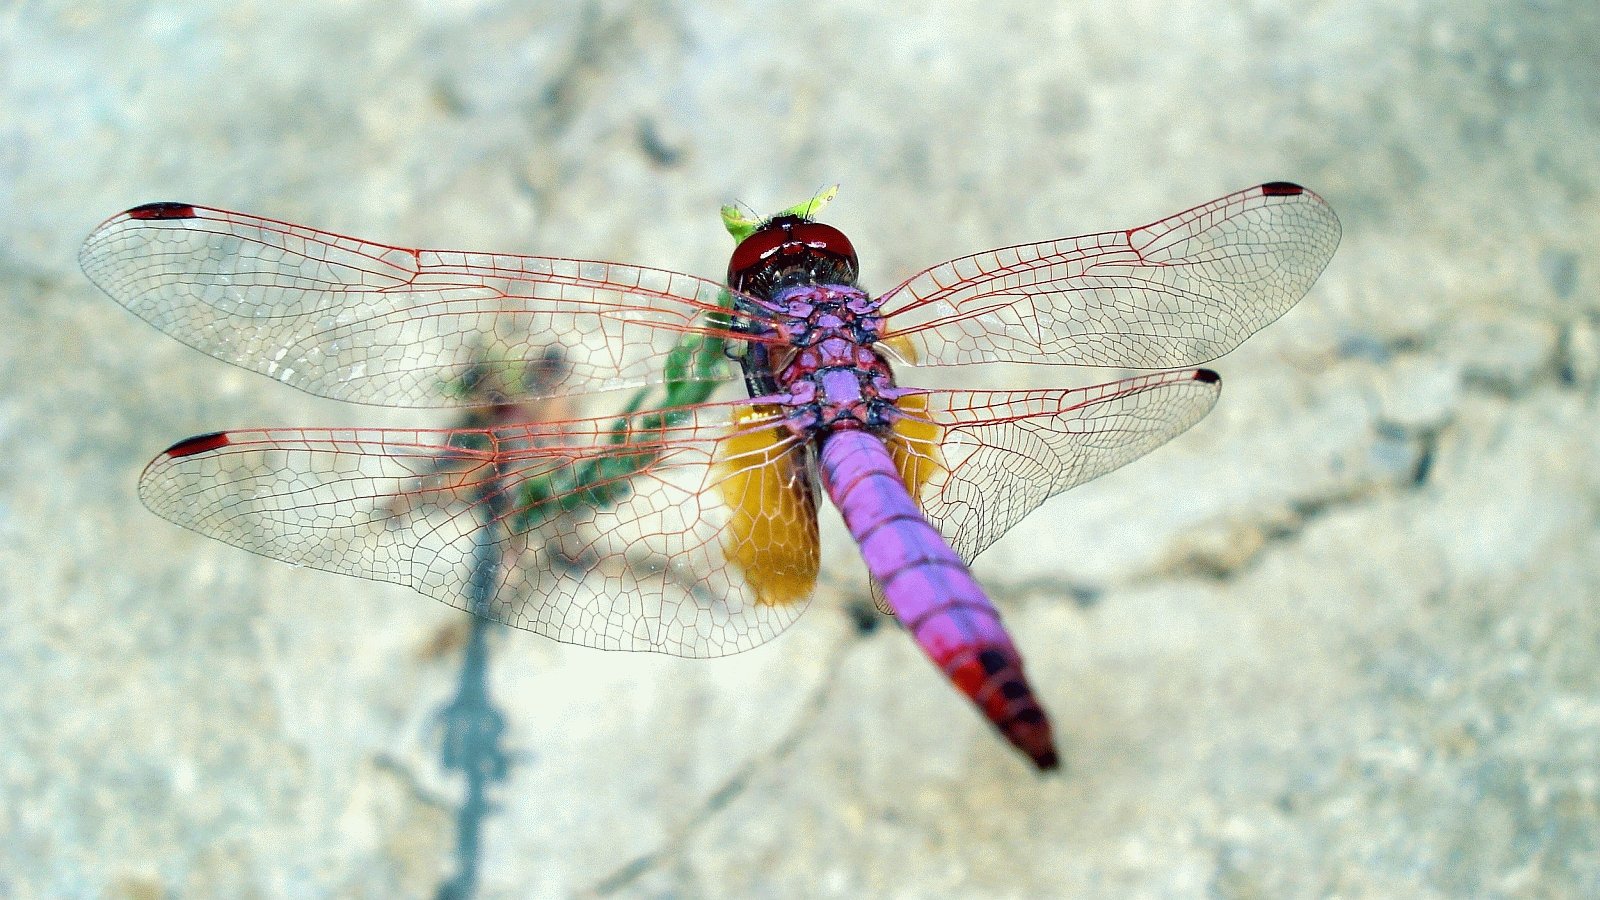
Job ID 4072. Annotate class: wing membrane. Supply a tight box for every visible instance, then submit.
[80,204,749,407]
[885,371,1222,563]
[137,402,820,657]
[879,183,1340,369]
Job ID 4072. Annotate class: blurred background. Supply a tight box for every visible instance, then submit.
[3,1,1597,896]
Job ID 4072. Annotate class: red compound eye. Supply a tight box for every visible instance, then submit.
[727,215,860,295]
[727,222,791,288]
[788,221,856,268]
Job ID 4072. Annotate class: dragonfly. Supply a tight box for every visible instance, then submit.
[81,183,1339,770]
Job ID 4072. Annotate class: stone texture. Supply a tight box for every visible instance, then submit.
[3,0,1598,896]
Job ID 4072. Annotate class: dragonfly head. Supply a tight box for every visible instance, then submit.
[727,214,859,298]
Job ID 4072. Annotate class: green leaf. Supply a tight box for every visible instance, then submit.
[721,184,840,241]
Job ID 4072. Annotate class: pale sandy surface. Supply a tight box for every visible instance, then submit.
[3,2,1598,896]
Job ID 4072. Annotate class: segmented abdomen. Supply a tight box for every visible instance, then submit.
[818,428,1058,769]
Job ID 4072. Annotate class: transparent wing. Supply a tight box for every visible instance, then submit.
[879,183,1340,369]
[80,203,752,407]
[885,370,1222,564]
[137,402,822,657]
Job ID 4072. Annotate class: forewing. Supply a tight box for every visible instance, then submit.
[80,203,746,407]
[884,371,1222,564]
[138,403,820,657]
[879,183,1340,369]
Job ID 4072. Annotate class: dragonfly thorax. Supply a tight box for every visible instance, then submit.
[765,283,902,437]
[767,284,885,347]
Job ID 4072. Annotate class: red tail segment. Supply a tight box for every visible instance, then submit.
[819,428,1059,770]
[939,644,1058,770]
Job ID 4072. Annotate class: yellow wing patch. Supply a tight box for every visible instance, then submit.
[880,334,943,497]
[879,333,920,366]
[885,392,945,504]
[715,406,820,607]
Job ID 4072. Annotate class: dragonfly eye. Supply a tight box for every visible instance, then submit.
[786,220,855,261]
[726,226,788,291]
[727,215,860,296]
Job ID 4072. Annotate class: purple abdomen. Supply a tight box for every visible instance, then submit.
[819,428,1058,770]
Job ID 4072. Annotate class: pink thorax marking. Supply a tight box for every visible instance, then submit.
[766,284,903,437]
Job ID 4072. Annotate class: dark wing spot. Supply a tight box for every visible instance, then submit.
[126,202,198,221]
[1259,182,1305,197]
[163,431,231,458]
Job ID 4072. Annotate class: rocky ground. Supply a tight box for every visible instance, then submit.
[3,1,1597,896]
